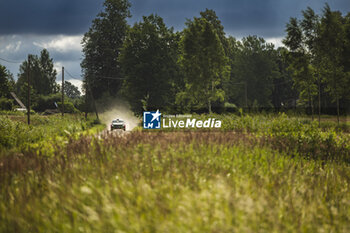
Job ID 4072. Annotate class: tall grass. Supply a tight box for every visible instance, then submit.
[1,130,349,232]
[0,114,104,153]
[149,113,350,161]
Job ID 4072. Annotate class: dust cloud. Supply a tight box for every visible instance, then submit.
[96,98,140,131]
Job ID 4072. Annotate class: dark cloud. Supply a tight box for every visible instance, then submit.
[129,0,350,38]
[1,0,349,37]
[0,0,103,35]
[0,35,83,79]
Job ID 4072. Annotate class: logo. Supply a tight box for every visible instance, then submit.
[143,110,161,129]
[162,118,221,128]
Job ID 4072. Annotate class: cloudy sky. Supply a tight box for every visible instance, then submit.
[0,0,349,90]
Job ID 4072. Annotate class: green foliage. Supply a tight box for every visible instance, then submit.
[0,64,14,98]
[179,14,230,113]
[73,96,88,113]
[157,113,349,161]
[33,93,61,112]
[64,81,81,99]
[32,94,79,113]
[286,51,317,110]
[318,5,348,107]
[77,4,350,115]
[283,4,350,118]
[228,36,279,109]
[120,14,179,113]
[283,17,303,52]
[82,0,131,99]
[223,102,237,113]
[0,97,13,110]
[16,49,58,97]
[57,101,80,114]
[199,9,229,55]
[0,117,16,148]
[0,114,103,152]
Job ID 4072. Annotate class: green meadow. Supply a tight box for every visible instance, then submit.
[0,113,349,232]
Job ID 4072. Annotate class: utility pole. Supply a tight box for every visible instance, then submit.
[27,55,31,125]
[86,82,99,120]
[244,81,248,109]
[62,66,64,116]
[89,84,99,120]
[318,73,321,127]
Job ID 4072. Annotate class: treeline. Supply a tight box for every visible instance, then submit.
[82,0,349,117]
[284,5,350,122]
[1,0,349,118]
[0,49,82,113]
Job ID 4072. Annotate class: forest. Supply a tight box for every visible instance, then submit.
[81,1,350,119]
[0,1,349,121]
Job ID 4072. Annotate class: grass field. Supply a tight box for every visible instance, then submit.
[0,113,349,232]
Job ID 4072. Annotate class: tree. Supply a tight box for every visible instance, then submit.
[230,36,278,109]
[343,13,350,76]
[39,49,58,94]
[0,64,14,98]
[119,14,179,113]
[300,7,319,53]
[81,0,131,99]
[64,81,81,99]
[343,13,350,112]
[283,18,303,52]
[271,47,298,111]
[283,17,317,117]
[0,65,15,110]
[200,9,229,55]
[178,15,230,113]
[318,4,347,123]
[283,4,350,120]
[300,7,324,123]
[16,50,58,106]
[223,36,239,105]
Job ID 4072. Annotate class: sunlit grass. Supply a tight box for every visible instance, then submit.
[1,128,349,232]
[0,113,104,153]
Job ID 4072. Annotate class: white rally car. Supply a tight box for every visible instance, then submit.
[110,119,126,131]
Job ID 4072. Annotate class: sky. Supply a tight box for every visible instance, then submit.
[0,0,349,91]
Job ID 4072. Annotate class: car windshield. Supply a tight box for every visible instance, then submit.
[112,119,123,123]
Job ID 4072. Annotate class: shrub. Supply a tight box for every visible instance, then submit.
[57,101,80,113]
[224,102,238,113]
[0,114,104,152]
[0,97,13,110]
[73,97,87,112]
[0,116,16,148]
[33,94,61,112]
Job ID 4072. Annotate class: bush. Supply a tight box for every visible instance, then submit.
[0,116,17,148]
[0,97,13,110]
[57,101,80,113]
[33,94,61,112]
[224,102,238,113]
[31,93,80,114]
[73,97,88,113]
[0,114,104,152]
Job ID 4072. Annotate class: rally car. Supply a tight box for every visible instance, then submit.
[110,119,126,131]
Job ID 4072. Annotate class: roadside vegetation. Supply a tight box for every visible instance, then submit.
[0,113,349,232]
[0,112,104,154]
